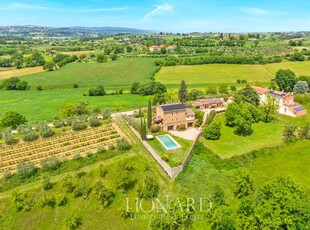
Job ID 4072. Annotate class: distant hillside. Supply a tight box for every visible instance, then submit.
[0,25,151,38]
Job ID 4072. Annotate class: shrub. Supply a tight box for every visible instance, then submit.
[97,145,105,153]
[72,121,87,131]
[53,119,65,128]
[57,194,69,206]
[203,122,221,140]
[38,194,56,208]
[73,83,79,88]
[65,213,82,230]
[61,175,78,193]
[205,110,216,125]
[177,124,186,131]
[16,162,36,179]
[88,85,106,96]
[99,165,108,178]
[43,177,53,190]
[40,156,61,172]
[150,125,161,133]
[94,182,115,207]
[36,85,43,91]
[194,110,205,127]
[1,128,18,145]
[39,125,54,138]
[108,143,115,151]
[161,155,170,162]
[230,86,237,91]
[89,116,101,127]
[138,171,160,199]
[116,138,131,151]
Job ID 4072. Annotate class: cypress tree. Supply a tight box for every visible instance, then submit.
[140,118,147,140]
[178,80,188,104]
[147,100,152,128]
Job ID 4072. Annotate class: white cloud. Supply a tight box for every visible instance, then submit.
[141,3,173,22]
[77,7,128,13]
[0,3,127,13]
[239,7,281,16]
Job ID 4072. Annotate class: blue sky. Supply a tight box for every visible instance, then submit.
[0,0,309,32]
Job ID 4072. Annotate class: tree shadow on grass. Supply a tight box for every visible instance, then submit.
[234,128,254,137]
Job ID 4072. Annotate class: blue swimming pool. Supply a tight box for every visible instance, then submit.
[156,134,182,151]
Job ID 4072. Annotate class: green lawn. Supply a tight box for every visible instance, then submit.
[147,133,193,167]
[201,114,285,158]
[0,89,151,122]
[156,61,310,86]
[16,58,157,88]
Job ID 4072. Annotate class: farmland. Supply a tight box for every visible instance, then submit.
[0,123,123,175]
[0,89,151,122]
[17,58,157,88]
[156,61,310,87]
[0,67,44,80]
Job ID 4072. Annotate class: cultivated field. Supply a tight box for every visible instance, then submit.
[0,89,151,122]
[59,51,96,56]
[156,61,310,86]
[0,67,44,80]
[17,58,157,88]
[0,123,123,176]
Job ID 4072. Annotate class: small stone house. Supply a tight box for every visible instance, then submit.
[192,98,225,110]
[154,103,196,131]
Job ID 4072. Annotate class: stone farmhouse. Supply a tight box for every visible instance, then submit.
[252,86,307,117]
[154,103,196,131]
[149,44,175,52]
[192,98,225,110]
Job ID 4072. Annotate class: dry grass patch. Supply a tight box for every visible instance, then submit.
[0,67,44,80]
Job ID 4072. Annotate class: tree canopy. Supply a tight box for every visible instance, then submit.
[275,69,297,92]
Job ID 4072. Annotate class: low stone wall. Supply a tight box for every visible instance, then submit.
[121,115,201,180]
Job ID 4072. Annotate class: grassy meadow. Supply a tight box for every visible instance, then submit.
[156,61,310,88]
[176,140,310,217]
[0,89,151,122]
[17,58,157,88]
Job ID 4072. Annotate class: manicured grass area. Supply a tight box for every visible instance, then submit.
[156,61,310,85]
[17,58,157,88]
[0,89,151,122]
[147,133,193,167]
[0,66,44,80]
[201,114,285,158]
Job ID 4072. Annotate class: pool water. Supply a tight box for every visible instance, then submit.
[156,134,181,151]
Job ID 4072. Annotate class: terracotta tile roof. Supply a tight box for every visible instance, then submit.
[251,86,269,95]
[192,98,223,106]
[185,108,195,116]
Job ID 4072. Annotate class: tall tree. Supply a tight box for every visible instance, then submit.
[275,69,297,92]
[178,80,188,104]
[293,81,309,94]
[0,111,27,129]
[147,100,152,128]
[234,85,260,107]
[259,95,279,122]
